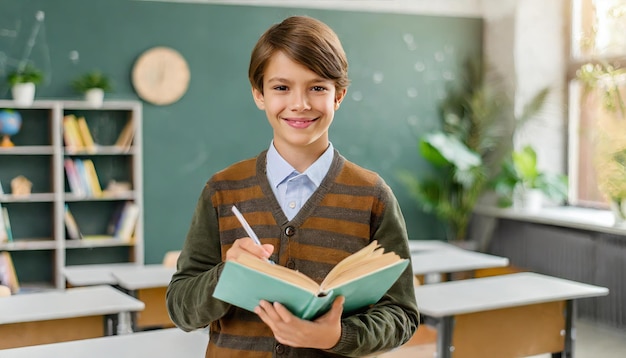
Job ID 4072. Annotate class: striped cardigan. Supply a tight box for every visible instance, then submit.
[166,150,419,357]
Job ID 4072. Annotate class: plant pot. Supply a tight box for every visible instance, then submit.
[11,82,36,106]
[514,188,543,212]
[85,88,104,107]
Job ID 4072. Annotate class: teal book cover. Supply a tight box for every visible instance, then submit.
[213,256,408,320]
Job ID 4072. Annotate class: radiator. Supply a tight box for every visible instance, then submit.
[487,219,626,330]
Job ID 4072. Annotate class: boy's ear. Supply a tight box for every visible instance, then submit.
[335,88,347,110]
[252,87,265,110]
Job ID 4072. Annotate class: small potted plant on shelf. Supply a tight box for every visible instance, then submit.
[72,70,113,107]
[491,145,568,211]
[7,63,44,106]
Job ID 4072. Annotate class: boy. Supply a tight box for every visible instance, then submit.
[166,15,419,357]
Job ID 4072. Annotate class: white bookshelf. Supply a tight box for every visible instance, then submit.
[0,99,144,289]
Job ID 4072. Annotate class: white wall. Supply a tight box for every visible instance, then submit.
[139,0,483,17]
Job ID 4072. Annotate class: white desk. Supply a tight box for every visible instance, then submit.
[414,272,609,358]
[111,264,176,290]
[411,249,509,277]
[64,262,138,287]
[111,265,176,330]
[408,240,459,252]
[63,264,176,330]
[0,328,209,358]
[0,285,145,349]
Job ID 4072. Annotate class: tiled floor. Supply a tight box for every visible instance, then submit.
[377,318,626,358]
[530,319,626,358]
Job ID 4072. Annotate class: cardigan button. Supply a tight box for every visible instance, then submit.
[285,226,295,236]
[287,260,296,269]
[275,343,285,354]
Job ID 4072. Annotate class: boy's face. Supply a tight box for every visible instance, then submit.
[252,51,346,155]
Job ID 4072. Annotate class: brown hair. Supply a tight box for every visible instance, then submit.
[248,16,350,94]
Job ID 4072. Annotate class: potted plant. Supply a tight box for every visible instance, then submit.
[491,145,568,211]
[576,61,626,226]
[7,64,44,106]
[72,70,113,107]
[399,59,549,243]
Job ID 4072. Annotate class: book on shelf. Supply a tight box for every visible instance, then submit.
[213,240,409,320]
[0,205,7,243]
[0,251,19,294]
[1,207,13,243]
[63,114,84,151]
[82,159,102,197]
[76,116,96,153]
[73,159,94,197]
[114,201,140,242]
[64,158,85,197]
[64,204,82,240]
[0,181,6,243]
[115,119,135,150]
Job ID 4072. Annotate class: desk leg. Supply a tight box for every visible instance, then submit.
[115,286,139,332]
[552,300,575,358]
[436,316,455,358]
[104,313,118,336]
[117,311,134,335]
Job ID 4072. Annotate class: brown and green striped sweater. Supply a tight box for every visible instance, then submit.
[166,150,419,357]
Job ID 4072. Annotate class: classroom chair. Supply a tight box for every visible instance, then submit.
[162,250,181,268]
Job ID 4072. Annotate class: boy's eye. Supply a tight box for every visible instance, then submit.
[312,86,327,92]
[273,85,288,91]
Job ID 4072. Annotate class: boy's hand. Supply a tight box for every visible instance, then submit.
[254,296,345,349]
[225,237,274,261]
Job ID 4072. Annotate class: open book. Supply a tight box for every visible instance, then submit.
[213,241,409,320]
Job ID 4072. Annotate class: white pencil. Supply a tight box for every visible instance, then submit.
[231,205,262,246]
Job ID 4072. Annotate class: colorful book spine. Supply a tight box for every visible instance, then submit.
[115,201,140,242]
[0,205,7,243]
[83,159,102,197]
[64,204,82,240]
[76,116,96,153]
[63,115,84,151]
[64,158,85,197]
[2,207,13,243]
[73,159,93,197]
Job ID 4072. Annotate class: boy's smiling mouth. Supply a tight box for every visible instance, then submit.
[284,117,318,128]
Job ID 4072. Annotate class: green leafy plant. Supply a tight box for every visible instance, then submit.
[577,62,626,117]
[72,71,113,93]
[7,64,44,86]
[491,145,568,208]
[399,58,549,242]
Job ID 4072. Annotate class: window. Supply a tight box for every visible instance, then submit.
[569,0,626,208]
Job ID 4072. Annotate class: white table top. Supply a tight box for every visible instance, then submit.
[414,272,609,317]
[64,263,139,286]
[0,328,208,358]
[411,248,509,275]
[408,240,459,252]
[112,265,176,290]
[0,285,145,325]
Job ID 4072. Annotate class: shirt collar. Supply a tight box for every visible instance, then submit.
[266,141,334,188]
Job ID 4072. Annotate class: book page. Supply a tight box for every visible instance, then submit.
[328,241,381,276]
[320,252,404,291]
[236,253,320,294]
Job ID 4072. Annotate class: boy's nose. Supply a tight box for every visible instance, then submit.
[290,93,311,111]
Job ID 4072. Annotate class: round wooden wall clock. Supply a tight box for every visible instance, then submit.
[131,46,190,105]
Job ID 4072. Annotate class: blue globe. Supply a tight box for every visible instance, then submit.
[0,109,22,137]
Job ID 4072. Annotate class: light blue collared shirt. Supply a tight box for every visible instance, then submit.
[266,141,334,220]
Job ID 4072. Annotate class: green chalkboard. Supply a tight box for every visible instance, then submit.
[0,0,482,264]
